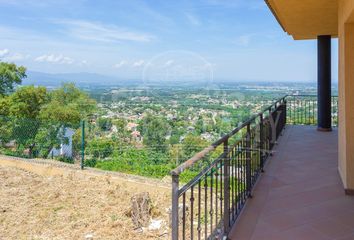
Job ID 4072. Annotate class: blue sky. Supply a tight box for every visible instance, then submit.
[0,0,338,82]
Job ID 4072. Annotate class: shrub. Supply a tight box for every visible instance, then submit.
[85,158,97,167]
[55,156,74,164]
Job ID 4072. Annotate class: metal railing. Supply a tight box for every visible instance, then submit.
[171,97,287,240]
[170,94,338,240]
[286,95,338,126]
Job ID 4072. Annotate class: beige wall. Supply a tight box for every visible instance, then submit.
[338,0,354,190]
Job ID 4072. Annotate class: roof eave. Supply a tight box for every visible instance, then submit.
[264,0,286,33]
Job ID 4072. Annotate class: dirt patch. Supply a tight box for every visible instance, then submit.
[0,163,171,240]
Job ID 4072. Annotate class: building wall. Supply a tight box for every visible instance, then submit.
[338,0,354,191]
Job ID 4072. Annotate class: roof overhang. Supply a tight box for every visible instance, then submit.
[265,0,338,40]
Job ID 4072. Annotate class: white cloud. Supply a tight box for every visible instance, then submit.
[185,13,201,26]
[113,60,127,68]
[165,60,174,66]
[4,53,30,61]
[55,19,155,43]
[133,60,145,67]
[79,60,89,66]
[0,48,9,57]
[233,35,253,47]
[35,54,75,64]
[0,49,30,62]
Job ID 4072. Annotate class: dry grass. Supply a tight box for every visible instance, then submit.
[0,165,171,240]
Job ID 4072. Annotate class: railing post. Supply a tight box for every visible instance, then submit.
[246,124,252,197]
[223,138,230,235]
[284,99,287,128]
[172,173,179,240]
[268,107,274,152]
[81,120,85,170]
[259,114,264,172]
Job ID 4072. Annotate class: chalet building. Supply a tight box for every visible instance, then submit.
[265,0,354,196]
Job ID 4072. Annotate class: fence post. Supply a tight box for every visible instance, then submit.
[81,120,85,170]
[246,123,252,198]
[171,173,179,240]
[259,114,264,172]
[223,138,230,235]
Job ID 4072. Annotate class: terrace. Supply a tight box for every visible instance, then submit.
[229,126,354,240]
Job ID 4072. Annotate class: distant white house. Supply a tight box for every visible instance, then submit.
[48,128,76,158]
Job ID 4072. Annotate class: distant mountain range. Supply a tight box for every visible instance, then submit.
[23,71,326,89]
[23,71,142,87]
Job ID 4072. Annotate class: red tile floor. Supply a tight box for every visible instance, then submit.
[229,125,354,240]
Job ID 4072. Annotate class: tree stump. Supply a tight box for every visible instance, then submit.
[131,192,151,228]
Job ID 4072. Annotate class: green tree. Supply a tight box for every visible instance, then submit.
[40,83,96,124]
[0,86,48,156]
[98,117,112,131]
[0,97,9,115]
[7,86,48,119]
[180,134,222,171]
[195,117,204,134]
[113,118,126,130]
[169,134,180,145]
[0,85,43,155]
[182,134,209,159]
[36,84,97,158]
[214,116,231,135]
[87,138,114,159]
[0,62,26,96]
[139,114,170,152]
[169,144,183,165]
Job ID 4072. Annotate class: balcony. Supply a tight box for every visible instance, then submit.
[229,125,354,240]
[170,95,343,240]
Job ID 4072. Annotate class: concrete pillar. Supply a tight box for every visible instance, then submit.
[317,35,332,131]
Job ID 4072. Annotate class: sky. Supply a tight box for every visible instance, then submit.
[0,0,338,83]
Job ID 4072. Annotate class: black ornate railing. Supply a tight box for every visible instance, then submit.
[170,95,338,240]
[171,97,287,240]
[286,95,338,126]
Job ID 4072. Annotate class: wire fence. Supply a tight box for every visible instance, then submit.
[81,119,224,181]
[0,115,218,180]
[0,115,82,164]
